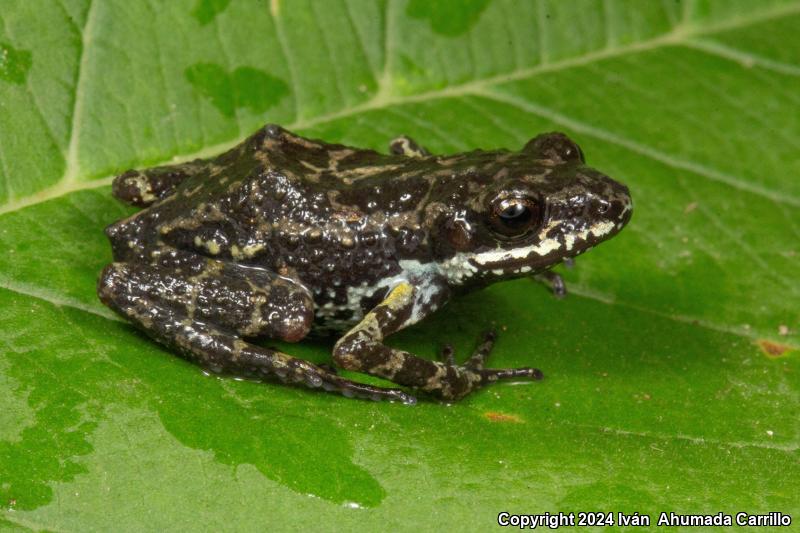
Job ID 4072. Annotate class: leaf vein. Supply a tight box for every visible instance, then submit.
[567,422,799,453]
[272,8,300,122]
[61,0,97,185]
[686,37,800,78]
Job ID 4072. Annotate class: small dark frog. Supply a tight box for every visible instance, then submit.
[98,125,631,404]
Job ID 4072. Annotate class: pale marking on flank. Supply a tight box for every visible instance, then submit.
[335,260,442,327]
[438,253,477,284]
[62,0,98,186]
[3,2,800,216]
[241,243,265,257]
[193,236,221,255]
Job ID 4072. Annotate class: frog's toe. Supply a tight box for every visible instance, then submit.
[323,374,417,404]
[463,330,497,370]
[533,271,567,298]
[479,366,544,383]
[438,343,456,366]
[432,364,543,401]
[430,330,543,401]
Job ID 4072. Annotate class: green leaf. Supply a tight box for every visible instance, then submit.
[1,0,798,530]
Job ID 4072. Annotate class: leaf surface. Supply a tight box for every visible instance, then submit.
[0,1,797,530]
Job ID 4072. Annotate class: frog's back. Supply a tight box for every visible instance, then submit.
[106,126,446,297]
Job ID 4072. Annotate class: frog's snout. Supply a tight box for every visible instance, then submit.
[611,181,633,228]
[593,175,632,230]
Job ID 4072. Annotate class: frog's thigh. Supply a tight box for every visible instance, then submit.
[100,256,314,341]
[388,136,431,158]
[98,261,415,403]
[112,158,205,207]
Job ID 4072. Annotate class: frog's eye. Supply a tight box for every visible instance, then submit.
[524,132,585,164]
[489,197,542,237]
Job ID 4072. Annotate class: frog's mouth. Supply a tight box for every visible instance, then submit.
[468,206,631,276]
[439,219,620,285]
[439,191,631,285]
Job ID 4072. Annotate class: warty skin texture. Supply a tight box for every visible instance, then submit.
[98,125,631,403]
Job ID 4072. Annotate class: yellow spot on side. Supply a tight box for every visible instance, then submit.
[384,282,413,308]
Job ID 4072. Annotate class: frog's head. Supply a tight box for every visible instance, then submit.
[433,132,632,286]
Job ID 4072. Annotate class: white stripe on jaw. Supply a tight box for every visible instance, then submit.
[438,218,619,284]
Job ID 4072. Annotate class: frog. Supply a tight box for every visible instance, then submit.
[98,124,632,404]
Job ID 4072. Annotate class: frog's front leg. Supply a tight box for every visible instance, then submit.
[97,250,415,403]
[333,283,542,401]
[112,158,206,207]
[389,136,431,158]
[533,271,567,298]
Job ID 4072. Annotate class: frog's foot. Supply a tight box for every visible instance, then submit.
[444,330,543,399]
[389,135,431,158]
[112,158,206,207]
[97,250,415,404]
[533,271,566,298]
[333,284,543,402]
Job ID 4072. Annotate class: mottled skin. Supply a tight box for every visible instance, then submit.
[98,125,632,404]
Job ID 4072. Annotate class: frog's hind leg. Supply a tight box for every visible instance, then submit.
[112,158,206,207]
[333,283,543,401]
[389,136,431,158]
[97,251,415,404]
